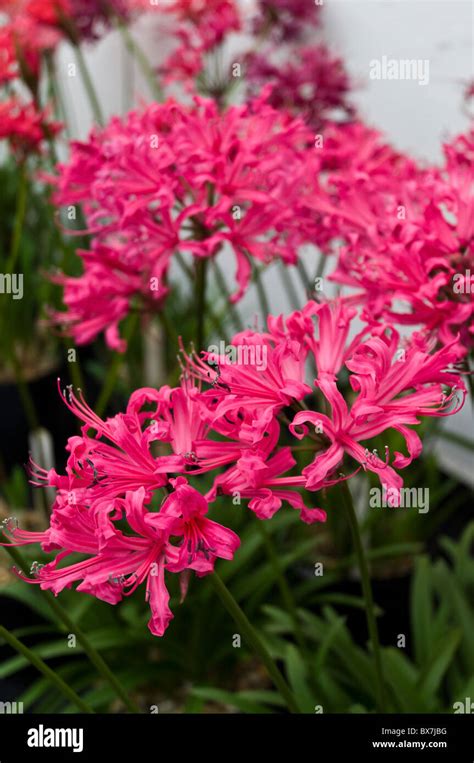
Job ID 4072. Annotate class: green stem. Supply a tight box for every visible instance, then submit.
[95,312,139,417]
[463,359,474,409]
[255,519,307,655]
[296,258,312,295]
[157,308,178,347]
[211,572,301,713]
[313,250,327,286]
[174,250,194,280]
[196,258,208,351]
[0,625,94,713]
[6,163,28,275]
[175,252,229,342]
[277,260,300,310]
[339,481,387,712]
[212,259,244,331]
[254,265,270,318]
[7,350,40,431]
[436,428,474,451]
[45,51,71,140]
[116,20,163,101]
[63,338,86,399]
[74,45,104,125]
[3,545,140,713]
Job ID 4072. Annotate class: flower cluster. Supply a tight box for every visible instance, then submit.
[0,97,61,157]
[50,95,320,350]
[2,300,464,635]
[1,0,141,59]
[0,1,62,155]
[312,122,474,358]
[252,0,322,43]
[160,0,241,88]
[246,45,354,130]
[0,0,63,89]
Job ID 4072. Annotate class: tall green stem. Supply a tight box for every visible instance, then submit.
[254,265,270,318]
[339,481,387,712]
[6,349,39,431]
[277,260,300,310]
[196,258,208,351]
[0,625,94,713]
[211,572,301,713]
[95,312,139,417]
[63,338,86,399]
[255,519,307,656]
[313,250,327,285]
[6,163,28,275]
[175,252,228,342]
[3,545,140,713]
[45,52,71,139]
[212,259,243,332]
[116,21,163,101]
[296,258,312,294]
[74,45,104,125]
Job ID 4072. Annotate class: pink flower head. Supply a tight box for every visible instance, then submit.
[310,123,474,357]
[0,0,146,53]
[246,45,354,130]
[0,97,61,156]
[0,27,18,83]
[3,482,239,637]
[253,0,322,42]
[165,0,240,50]
[160,0,240,87]
[0,1,64,77]
[0,297,466,634]
[2,379,242,637]
[50,95,320,349]
[183,300,465,510]
[288,305,465,495]
[60,0,142,43]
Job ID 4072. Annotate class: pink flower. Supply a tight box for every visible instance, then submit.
[185,327,313,424]
[1,0,146,52]
[246,45,354,130]
[208,446,325,524]
[59,0,142,43]
[160,0,240,87]
[3,475,239,637]
[310,123,474,357]
[0,97,61,156]
[0,27,18,83]
[289,305,465,494]
[50,96,320,349]
[1,296,466,637]
[185,300,464,507]
[0,1,64,85]
[153,477,240,574]
[165,0,240,50]
[252,0,322,42]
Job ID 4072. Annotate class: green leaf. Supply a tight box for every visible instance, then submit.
[313,614,346,674]
[437,429,474,451]
[313,593,383,616]
[417,630,462,699]
[433,562,474,671]
[190,687,282,713]
[285,644,314,712]
[411,556,432,667]
[383,648,424,712]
